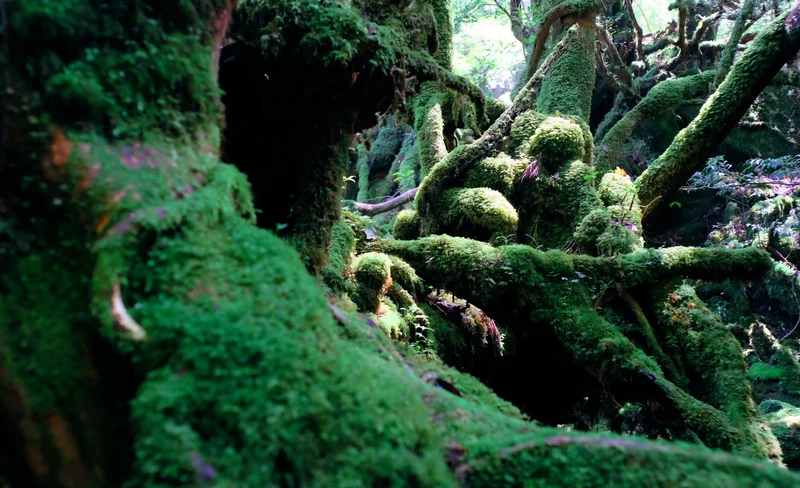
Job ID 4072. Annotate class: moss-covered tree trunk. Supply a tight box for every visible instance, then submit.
[3,1,800,487]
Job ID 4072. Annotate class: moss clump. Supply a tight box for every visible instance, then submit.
[522,117,585,171]
[388,255,424,295]
[464,154,528,196]
[507,110,548,157]
[352,252,394,312]
[442,187,519,237]
[393,209,422,239]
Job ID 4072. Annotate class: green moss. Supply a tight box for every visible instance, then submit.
[442,187,519,237]
[415,84,449,177]
[388,255,424,295]
[367,177,392,201]
[320,218,356,294]
[464,154,528,196]
[516,159,605,251]
[484,97,508,126]
[352,252,394,312]
[522,117,586,171]
[535,20,597,121]
[393,209,422,239]
[0,251,93,414]
[507,110,548,157]
[764,403,800,469]
[749,362,785,381]
[638,11,800,216]
[650,284,776,459]
[356,143,370,203]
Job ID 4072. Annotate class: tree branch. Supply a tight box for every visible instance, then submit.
[625,0,645,59]
[352,188,418,216]
[715,0,756,86]
[638,5,800,219]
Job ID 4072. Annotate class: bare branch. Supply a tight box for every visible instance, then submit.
[353,188,418,216]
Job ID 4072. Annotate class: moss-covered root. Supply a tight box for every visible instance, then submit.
[595,72,715,172]
[372,236,774,306]
[638,8,800,218]
[462,428,798,487]
[650,284,781,461]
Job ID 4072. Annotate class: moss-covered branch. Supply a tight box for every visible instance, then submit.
[596,72,714,172]
[638,6,800,218]
[715,0,756,86]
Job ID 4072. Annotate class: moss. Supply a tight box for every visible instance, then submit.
[356,143,370,203]
[764,403,800,469]
[507,110,548,157]
[748,322,800,398]
[393,209,422,240]
[464,154,528,196]
[442,187,519,238]
[388,255,424,296]
[522,117,586,172]
[367,177,392,201]
[749,362,785,381]
[650,284,777,459]
[352,252,394,312]
[516,159,604,251]
[416,88,449,177]
[417,0,454,68]
[484,97,508,127]
[403,343,523,419]
[535,20,597,121]
[320,218,356,294]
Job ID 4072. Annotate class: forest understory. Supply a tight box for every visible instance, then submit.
[3,0,800,486]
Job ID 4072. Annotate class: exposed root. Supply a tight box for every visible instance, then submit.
[111,279,146,341]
